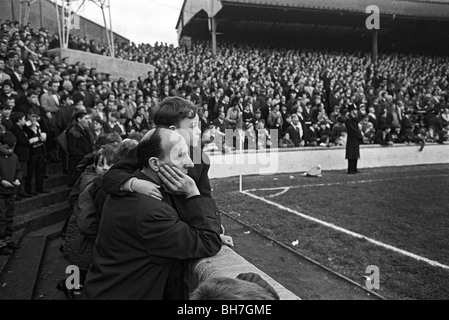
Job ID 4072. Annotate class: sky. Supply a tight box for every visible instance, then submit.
[73,0,185,46]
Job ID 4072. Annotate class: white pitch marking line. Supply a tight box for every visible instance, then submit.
[244,174,449,194]
[267,187,291,198]
[242,190,449,271]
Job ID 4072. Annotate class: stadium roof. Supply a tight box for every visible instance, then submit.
[177,0,449,32]
[176,0,449,53]
[221,0,449,19]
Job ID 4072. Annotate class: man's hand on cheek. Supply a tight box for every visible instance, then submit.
[158,165,200,198]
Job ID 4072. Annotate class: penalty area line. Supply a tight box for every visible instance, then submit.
[241,190,449,271]
[267,187,291,198]
[244,174,449,195]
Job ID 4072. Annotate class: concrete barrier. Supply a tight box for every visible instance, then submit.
[186,245,300,300]
[46,48,154,82]
[207,143,449,178]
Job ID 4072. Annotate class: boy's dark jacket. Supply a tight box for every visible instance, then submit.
[0,144,23,194]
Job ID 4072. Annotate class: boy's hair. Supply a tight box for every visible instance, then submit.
[74,110,87,121]
[92,116,104,126]
[116,138,139,159]
[94,133,108,149]
[60,93,72,103]
[1,131,17,148]
[11,111,25,124]
[29,106,40,116]
[27,90,39,98]
[105,132,122,146]
[73,93,84,105]
[189,277,277,300]
[94,144,119,167]
[127,131,143,142]
[109,111,120,120]
[153,96,197,127]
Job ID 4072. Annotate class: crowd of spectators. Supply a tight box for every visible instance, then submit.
[1,18,448,197]
[130,40,448,150]
[80,36,449,150]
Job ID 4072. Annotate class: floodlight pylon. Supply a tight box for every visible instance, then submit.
[19,0,40,26]
[54,0,114,57]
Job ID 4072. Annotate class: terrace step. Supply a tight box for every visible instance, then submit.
[15,186,71,214]
[0,232,47,299]
[0,222,64,300]
[45,162,64,175]
[13,202,70,234]
[0,229,25,281]
[43,173,68,190]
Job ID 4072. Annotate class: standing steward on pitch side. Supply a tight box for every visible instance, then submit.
[345,104,363,174]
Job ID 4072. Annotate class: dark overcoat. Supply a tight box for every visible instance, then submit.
[66,124,94,162]
[285,124,302,147]
[82,170,222,299]
[345,114,363,160]
[10,123,30,162]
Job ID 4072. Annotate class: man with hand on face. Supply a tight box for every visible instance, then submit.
[82,127,222,299]
[101,97,233,247]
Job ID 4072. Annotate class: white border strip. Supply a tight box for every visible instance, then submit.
[242,190,449,271]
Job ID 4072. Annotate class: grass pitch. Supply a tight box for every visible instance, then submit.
[211,164,449,300]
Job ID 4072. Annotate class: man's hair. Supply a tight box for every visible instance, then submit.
[0,131,17,148]
[189,277,277,300]
[136,127,164,168]
[48,80,59,87]
[153,96,197,127]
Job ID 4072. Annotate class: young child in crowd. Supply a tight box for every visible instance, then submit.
[0,132,22,255]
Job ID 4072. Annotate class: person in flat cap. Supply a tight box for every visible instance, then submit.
[345,104,363,174]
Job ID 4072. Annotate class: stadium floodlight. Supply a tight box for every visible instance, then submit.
[89,0,115,58]
[53,0,85,50]
[19,0,41,26]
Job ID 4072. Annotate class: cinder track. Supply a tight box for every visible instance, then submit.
[220,210,387,300]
